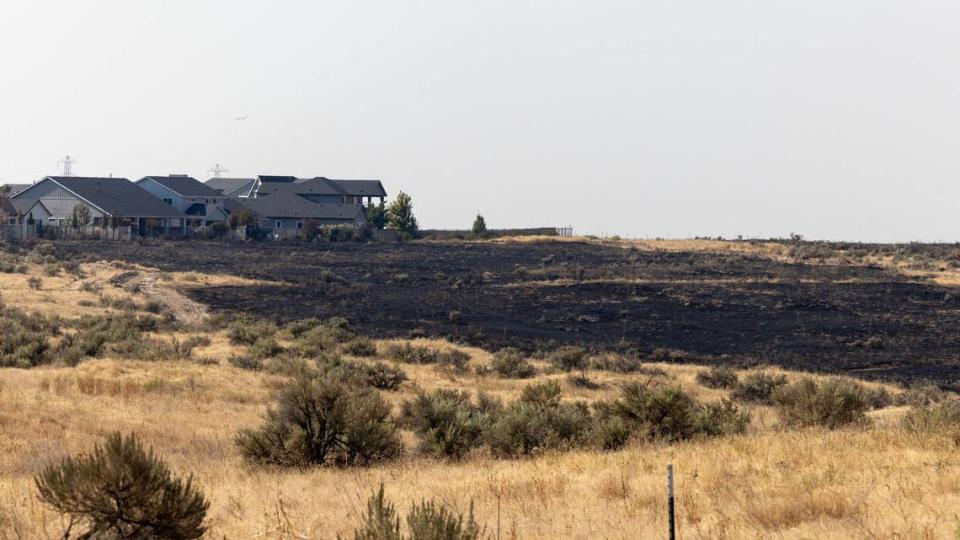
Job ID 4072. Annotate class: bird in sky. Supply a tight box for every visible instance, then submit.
[233,115,248,120]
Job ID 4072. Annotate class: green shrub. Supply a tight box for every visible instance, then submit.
[406,500,483,540]
[436,349,471,374]
[352,484,483,540]
[589,415,633,451]
[228,318,278,346]
[731,370,787,404]
[902,400,960,436]
[602,383,750,442]
[590,353,658,374]
[27,276,42,290]
[773,377,870,429]
[486,382,591,457]
[696,366,739,389]
[490,348,536,378]
[364,362,407,391]
[896,383,948,407]
[249,337,284,359]
[284,318,323,338]
[229,355,263,371]
[342,337,378,357]
[236,371,401,467]
[549,346,588,377]
[0,304,56,368]
[295,318,357,356]
[386,343,441,364]
[401,390,491,459]
[691,400,751,436]
[35,432,208,539]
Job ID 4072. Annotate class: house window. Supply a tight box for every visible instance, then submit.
[297,221,303,229]
[162,198,173,206]
[275,220,282,229]
[7,219,15,225]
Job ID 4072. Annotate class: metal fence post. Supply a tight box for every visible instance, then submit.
[667,464,676,540]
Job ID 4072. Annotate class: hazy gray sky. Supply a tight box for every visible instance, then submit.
[1,1,958,241]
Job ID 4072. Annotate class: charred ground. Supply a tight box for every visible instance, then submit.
[56,240,960,388]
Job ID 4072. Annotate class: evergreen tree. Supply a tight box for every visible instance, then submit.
[387,192,418,234]
[471,215,487,236]
[367,201,388,230]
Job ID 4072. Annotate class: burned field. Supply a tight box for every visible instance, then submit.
[59,240,960,388]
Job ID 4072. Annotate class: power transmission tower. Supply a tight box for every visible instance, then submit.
[208,164,229,178]
[58,155,76,176]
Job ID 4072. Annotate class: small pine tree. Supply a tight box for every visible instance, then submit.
[387,192,418,234]
[353,484,402,540]
[367,201,388,230]
[72,205,92,227]
[34,432,208,539]
[471,215,486,236]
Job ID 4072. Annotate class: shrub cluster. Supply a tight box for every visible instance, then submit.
[730,370,788,404]
[352,484,483,540]
[489,348,536,378]
[0,302,58,367]
[696,366,739,389]
[236,370,401,467]
[401,389,499,459]
[772,377,870,429]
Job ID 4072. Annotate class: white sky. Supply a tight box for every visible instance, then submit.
[1,1,959,241]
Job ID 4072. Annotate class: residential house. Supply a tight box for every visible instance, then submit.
[234,191,368,232]
[6,198,52,225]
[247,175,387,206]
[136,175,227,229]
[1,184,31,197]
[12,176,187,234]
[204,177,257,198]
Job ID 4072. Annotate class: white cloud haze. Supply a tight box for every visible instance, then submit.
[1,1,958,241]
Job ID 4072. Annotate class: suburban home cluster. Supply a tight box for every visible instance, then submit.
[0,174,387,238]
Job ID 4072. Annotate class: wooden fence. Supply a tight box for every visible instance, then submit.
[0,224,134,242]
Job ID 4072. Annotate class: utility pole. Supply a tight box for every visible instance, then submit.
[208,164,229,178]
[58,155,76,176]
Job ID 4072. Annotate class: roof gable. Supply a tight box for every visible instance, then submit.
[41,177,188,218]
[137,176,223,197]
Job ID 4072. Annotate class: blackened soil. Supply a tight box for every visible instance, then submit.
[57,241,960,388]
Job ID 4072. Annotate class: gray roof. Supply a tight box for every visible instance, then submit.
[9,198,46,214]
[137,175,223,197]
[255,176,387,198]
[205,177,255,196]
[40,177,187,218]
[1,184,30,196]
[236,192,366,221]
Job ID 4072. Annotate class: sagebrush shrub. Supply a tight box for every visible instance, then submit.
[590,353,656,374]
[696,366,739,389]
[0,304,56,368]
[342,337,378,357]
[490,348,536,378]
[236,371,401,467]
[731,370,787,404]
[773,377,870,429]
[602,382,749,442]
[228,319,278,346]
[352,484,483,540]
[296,318,357,356]
[364,362,407,391]
[549,346,588,377]
[35,432,208,539]
[386,343,440,364]
[436,349,471,373]
[486,382,591,457]
[401,389,491,459]
[902,400,960,435]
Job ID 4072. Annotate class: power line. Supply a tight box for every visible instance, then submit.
[208,163,229,178]
[57,155,76,176]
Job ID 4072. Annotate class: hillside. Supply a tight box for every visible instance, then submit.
[0,240,959,538]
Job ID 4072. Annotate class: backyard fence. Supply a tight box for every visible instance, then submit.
[0,224,134,242]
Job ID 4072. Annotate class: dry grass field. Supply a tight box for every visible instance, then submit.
[2,242,960,538]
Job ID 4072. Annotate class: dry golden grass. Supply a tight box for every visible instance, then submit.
[0,353,955,539]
